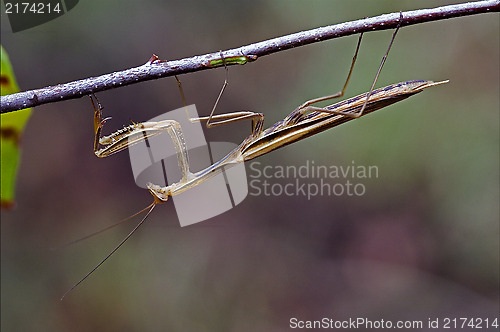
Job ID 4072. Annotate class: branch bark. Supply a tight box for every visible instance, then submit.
[1,0,499,114]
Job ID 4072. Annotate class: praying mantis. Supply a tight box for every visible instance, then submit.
[61,15,448,299]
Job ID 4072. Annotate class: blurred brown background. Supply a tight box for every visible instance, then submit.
[1,1,498,331]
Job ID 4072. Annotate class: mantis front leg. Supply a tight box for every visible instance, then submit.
[89,94,192,185]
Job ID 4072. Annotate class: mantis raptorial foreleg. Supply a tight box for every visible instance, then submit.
[90,94,193,183]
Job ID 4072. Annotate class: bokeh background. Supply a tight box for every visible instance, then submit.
[1,0,498,331]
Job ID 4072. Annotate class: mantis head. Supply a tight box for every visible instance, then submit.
[147,183,170,204]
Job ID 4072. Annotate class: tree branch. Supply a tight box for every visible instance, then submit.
[1,0,498,114]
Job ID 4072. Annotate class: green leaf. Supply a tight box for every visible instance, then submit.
[1,46,32,209]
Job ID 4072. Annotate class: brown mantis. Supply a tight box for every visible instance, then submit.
[61,16,448,299]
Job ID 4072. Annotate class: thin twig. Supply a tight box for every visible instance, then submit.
[1,0,498,114]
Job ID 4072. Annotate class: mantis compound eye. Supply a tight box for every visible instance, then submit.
[147,183,170,204]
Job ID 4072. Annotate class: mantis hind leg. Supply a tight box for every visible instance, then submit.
[287,12,404,123]
[283,32,364,125]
